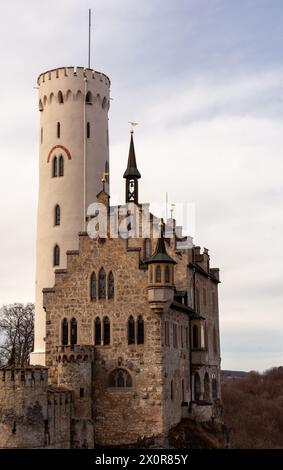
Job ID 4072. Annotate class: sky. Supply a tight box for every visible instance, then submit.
[0,0,282,371]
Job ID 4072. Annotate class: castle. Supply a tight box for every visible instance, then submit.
[0,66,222,448]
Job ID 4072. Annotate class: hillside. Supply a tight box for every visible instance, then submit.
[222,367,283,448]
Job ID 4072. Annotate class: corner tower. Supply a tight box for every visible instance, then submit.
[31,67,111,366]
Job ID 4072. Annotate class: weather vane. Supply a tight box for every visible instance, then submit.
[128,121,139,133]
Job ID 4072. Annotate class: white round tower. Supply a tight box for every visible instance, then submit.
[30,67,110,366]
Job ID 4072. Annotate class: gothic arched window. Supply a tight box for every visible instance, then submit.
[103,316,110,345]
[165,265,170,283]
[62,318,68,345]
[70,318,77,346]
[52,156,58,177]
[98,268,106,299]
[108,368,132,388]
[85,91,92,104]
[155,265,161,283]
[193,325,199,349]
[194,373,201,401]
[94,317,101,345]
[170,380,174,400]
[87,122,90,139]
[108,271,114,300]
[54,205,60,226]
[58,91,64,104]
[212,373,218,400]
[53,245,60,266]
[57,122,61,139]
[90,272,96,300]
[59,155,64,177]
[137,315,144,344]
[204,372,210,401]
[128,316,135,345]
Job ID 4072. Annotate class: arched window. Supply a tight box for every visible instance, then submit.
[193,325,199,349]
[57,122,61,138]
[128,316,135,345]
[108,271,114,300]
[52,156,58,177]
[39,99,43,112]
[53,245,60,266]
[62,318,68,345]
[144,238,151,260]
[94,317,101,345]
[165,265,170,283]
[212,373,218,400]
[98,268,106,299]
[194,373,201,402]
[137,315,144,344]
[170,380,174,400]
[59,156,64,176]
[155,265,161,283]
[58,91,64,104]
[70,318,77,346]
[108,368,132,388]
[90,272,96,300]
[204,372,210,401]
[54,205,60,226]
[87,122,90,139]
[85,91,92,104]
[103,316,110,345]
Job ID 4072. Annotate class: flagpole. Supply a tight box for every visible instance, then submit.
[88,9,91,68]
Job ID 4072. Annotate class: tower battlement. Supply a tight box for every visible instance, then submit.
[56,345,94,364]
[0,366,48,388]
[38,66,110,87]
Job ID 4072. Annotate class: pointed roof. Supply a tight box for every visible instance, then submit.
[123,131,141,179]
[145,221,176,265]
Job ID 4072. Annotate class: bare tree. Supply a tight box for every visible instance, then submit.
[0,303,34,367]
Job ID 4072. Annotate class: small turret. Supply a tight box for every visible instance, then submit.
[145,220,176,312]
[123,131,141,204]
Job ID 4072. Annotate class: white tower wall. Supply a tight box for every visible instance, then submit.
[30,67,110,365]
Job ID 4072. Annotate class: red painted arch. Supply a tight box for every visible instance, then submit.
[47,145,72,163]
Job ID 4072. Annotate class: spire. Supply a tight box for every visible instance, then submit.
[146,220,176,265]
[123,131,141,204]
[123,131,141,179]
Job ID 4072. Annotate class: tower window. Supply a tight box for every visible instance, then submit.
[212,373,218,400]
[54,205,61,226]
[98,268,106,299]
[173,324,178,348]
[103,316,110,345]
[137,315,144,344]
[87,122,90,139]
[155,265,161,283]
[94,317,101,345]
[90,272,96,300]
[80,388,84,398]
[193,325,199,349]
[70,318,77,346]
[108,271,114,300]
[53,245,60,266]
[165,321,170,346]
[52,156,58,177]
[58,91,64,104]
[165,265,170,283]
[62,318,68,345]
[108,368,132,388]
[57,122,61,139]
[128,316,135,345]
[85,91,92,104]
[59,156,64,177]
